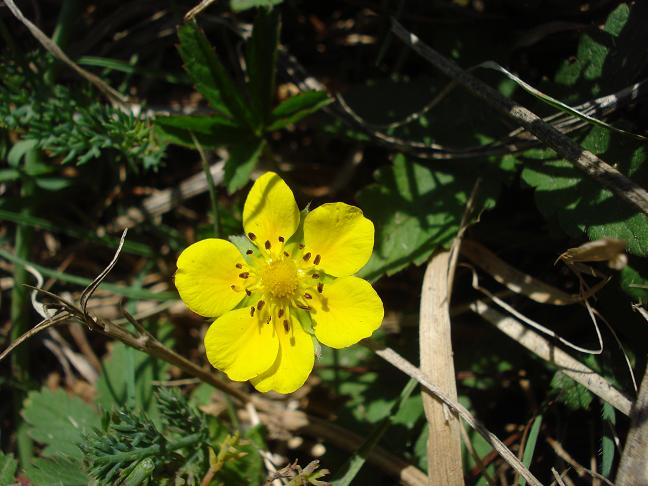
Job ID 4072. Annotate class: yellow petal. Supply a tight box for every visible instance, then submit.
[310,276,383,348]
[175,239,246,317]
[251,315,314,394]
[303,202,374,277]
[243,172,300,247]
[204,307,279,382]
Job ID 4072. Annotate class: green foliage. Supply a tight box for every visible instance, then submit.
[549,372,594,411]
[23,456,91,486]
[230,0,283,12]
[0,54,164,170]
[22,388,101,460]
[601,401,616,478]
[357,154,508,281]
[519,415,543,486]
[0,451,18,485]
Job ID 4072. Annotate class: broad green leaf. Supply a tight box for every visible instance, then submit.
[96,331,171,417]
[0,168,20,182]
[230,0,282,12]
[224,138,266,194]
[0,451,17,485]
[521,128,648,257]
[177,23,258,131]
[245,9,280,126]
[357,154,505,281]
[267,91,332,131]
[155,114,248,149]
[22,388,100,460]
[24,456,91,486]
[550,372,593,411]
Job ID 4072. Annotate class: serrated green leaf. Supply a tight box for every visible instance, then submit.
[224,138,266,194]
[357,154,503,281]
[230,0,283,12]
[22,388,100,460]
[267,91,332,131]
[245,9,280,126]
[155,114,248,149]
[521,127,648,258]
[177,23,258,131]
[0,451,17,485]
[24,456,91,486]
[550,372,594,411]
[97,336,171,417]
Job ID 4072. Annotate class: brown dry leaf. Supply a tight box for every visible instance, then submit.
[558,238,627,270]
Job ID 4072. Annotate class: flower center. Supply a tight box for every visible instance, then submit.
[261,259,299,300]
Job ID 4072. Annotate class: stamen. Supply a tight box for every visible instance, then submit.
[304,293,312,299]
[239,272,249,279]
[248,232,256,241]
[278,236,285,243]
[299,243,305,249]
[317,282,324,293]
[284,251,290,257]
[313,254,321,265]
[236,263,243,269]
[278,308,284,318]
[267,316,272,324]
[297,303,311,310]
[245,289,252,296]
[283,320,290,332]
[257,300,265,310]
[230,285,237,291]
[250,307,255,317]
[303,252,311,262]
[312,273,319,279]
[265,240,271,250]
[246,249,253,255]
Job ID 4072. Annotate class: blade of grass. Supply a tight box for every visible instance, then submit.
[190,132,220,237]
[518,415,543,486]
[0,209,154,257]
[0,248,177,302]
[332,377,418,486]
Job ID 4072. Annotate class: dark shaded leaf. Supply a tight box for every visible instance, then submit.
[267,91,332,131]
[224,138,266,193]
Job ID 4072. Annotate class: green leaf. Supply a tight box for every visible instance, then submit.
[34,176,73,191]
[0,168,20,182]
[519,415,542,486]
[22,388,100,460]
[245,9,280,126]
[97,336,171,417]
[24,456,90,486]
[357,154,504,281]
[224,138,266,193]
[230,0,283,12]
[155,114,248,149]
[550,372,594,411]
[521,127,648,257]
[601,401,616,477]
[0,451,17,485]
[7,139,38,167]
[267,91,332,131]
[177,23,258,131]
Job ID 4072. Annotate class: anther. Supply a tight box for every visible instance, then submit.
[313,254,321,265]
[246,249,253,255]
[250,307,255,317]
[299,244,305,249]
[283,320,290,332]
[312,273,319,279]
[257,300,265,310]
[248,232,256,241]
[239,272,249,279]
[267,316,272,324]
[284,251,290,257]
[230,285,237,291]
[278,308,284,318]
[317,282,324,293]
[236,263,243,269]
[265,240,271,250]
[304,293,312,300]
[297,303,311,310]
[245,289,252,296]
[303,252,311,262]
[278,236,285,243]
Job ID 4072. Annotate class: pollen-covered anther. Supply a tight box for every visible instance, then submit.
[230,284,238,291]
[278,308,284,318]
[239,272,249,279]
[283,319,290,332]
[250,307,255,317]
[317,282,324,293]
[245,289,252,296]
[284,251,290,257]
[257,300,265,310]
[278,236,285,243]
[312,273,319,279]
[265,240,271,250]
[304,293,312,300]
[303,252,311,262]
[313,254,321,265]
[248,232,256,241]
[246,249,253,255]
[297,303,311,310]
[235,263,243,269]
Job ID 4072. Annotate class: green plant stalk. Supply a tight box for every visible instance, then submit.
[10,180,35,464]
[94,432,204,465]
[191,132,221,237]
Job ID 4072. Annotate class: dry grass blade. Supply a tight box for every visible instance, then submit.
[469,300,633,416]
[419,251,463,485]
[3,0,128,108]
[0,313,71,363]
[390,18,648,217]
[364,340,543,486]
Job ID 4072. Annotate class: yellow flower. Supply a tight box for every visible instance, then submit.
[175,172,384,394]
